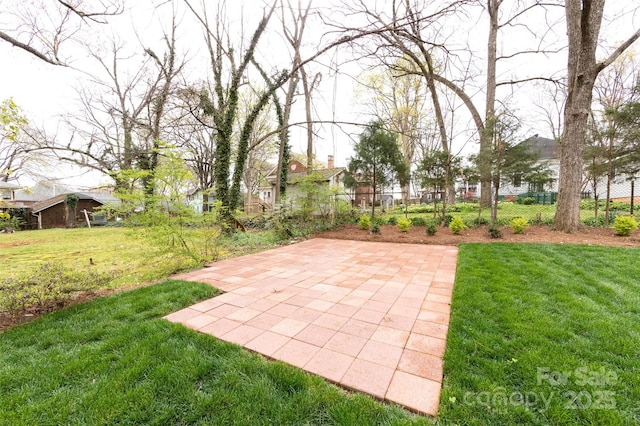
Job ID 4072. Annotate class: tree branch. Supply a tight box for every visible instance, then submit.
[496,76,565,87]
[0,31,65,66]
[57,0,123,23]
[597,27,640,73]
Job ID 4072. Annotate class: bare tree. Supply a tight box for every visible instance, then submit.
[32,21,184,192]
[356,59,428,203]
[0,0,123,66]
[168,84,217,205]
[533,80,566,141]
[554,0,640,231]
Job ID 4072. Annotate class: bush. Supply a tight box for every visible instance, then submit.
[487,224,503,239]
[0,262,113,318]
[521,197,536,205]
[370,222,381,234]
[540,216,555,226]
[397,217,411,232]
[609,201,631,213]
[470,217,489,227]
[582,216,606,227]
[580,198,597,210]
[443,214,454,227]
[358,214,371,230]
[0,211,21,231]
[426,222,438,236]
[613,216,637,236]
[449,216,467,235]
[409,216,427,226]
[386,216,398,225]
[509,217,529,234]
[493,217,511,226]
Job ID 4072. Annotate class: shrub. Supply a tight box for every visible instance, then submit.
[509,217,529,234]
[613,216,638,236]
[0,262,113,318]
[449,216,466,235]
[370,222,381,234]
[397,217,411,232]
[582,216,605,227]
[540,216,555,226]
[426,222,438,236]
[580,198,597,210]
[521,197,536,205]
[387,216,398,225]
[487,224,503,239]
[443,214,454,227]
[409,216,427,226]
[470,216,489,227]
[493,217,511,226]
[358,214,371,230]
[0,211,22,231]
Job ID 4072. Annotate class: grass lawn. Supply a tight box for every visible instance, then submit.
[380,202,623,226]
[0,280,428,425]
[439,243,640,425]
[2,237,639,424]
[0,227,285,287]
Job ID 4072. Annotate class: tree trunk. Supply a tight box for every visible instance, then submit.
[371,169,377,219]
[481,0,499,208]
[492,179,500,224]
[275,77,295,203]
[554,0,605,231]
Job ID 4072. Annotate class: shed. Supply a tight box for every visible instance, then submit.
[31,192,120,229]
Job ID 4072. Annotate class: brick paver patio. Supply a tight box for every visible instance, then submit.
[166,238,458,416]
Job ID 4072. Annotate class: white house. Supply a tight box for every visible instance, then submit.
[494,135,636,202]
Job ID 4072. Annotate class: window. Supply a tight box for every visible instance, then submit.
[1,190,11,200]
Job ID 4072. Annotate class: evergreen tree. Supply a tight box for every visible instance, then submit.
[344,121,409,219]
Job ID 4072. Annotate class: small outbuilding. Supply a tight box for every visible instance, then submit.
[31,192,119,229]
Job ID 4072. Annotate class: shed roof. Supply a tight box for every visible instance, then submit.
[31,192,120,214]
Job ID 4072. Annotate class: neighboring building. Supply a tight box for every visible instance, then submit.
[479,134,636,202]
[497,135,558,199]
[31,192,120,229]
[186,188,216,213]
[259,155,349,211]
[13,182,74,203]
[0,181,22,202]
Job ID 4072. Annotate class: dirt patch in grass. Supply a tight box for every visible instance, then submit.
[314,223,640,248]
[0,290,110,333]
[0,282,158,333]
[0,240,38,249]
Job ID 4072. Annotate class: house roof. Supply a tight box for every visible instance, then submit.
[519,135,557,161]
[14,182,74,202]
[31,192,120,214]
[0,181,22,190]
[267,167,346,185]
[288,167,346,183]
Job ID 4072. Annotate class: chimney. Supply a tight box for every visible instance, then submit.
[327,155,335,169]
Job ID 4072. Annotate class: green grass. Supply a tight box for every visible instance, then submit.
[439,244,640,425]
[0,280,429,425]
[382,202,631,226]
[3,231,640,424]
[0,227,286,287]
